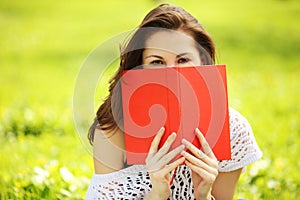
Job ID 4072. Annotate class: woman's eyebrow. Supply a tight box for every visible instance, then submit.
[145,53,192,59]
[144,55,164,59]
[176,52,192,58]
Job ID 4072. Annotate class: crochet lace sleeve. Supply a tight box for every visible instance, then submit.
[85,165,151,199]
[218,108,263,172]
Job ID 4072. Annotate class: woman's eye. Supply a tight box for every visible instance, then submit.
[178,57,190,64]
[150,60,164,65]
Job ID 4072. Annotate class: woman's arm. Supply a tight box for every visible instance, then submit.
[181,128,242,200]
[212,169,243,200]
[144,127,185,200]
[93,128,125,174]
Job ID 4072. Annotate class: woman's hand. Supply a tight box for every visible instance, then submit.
[145,127,185,199]
[181,128,218,200]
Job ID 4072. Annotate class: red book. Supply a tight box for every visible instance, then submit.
[121,65,231,164]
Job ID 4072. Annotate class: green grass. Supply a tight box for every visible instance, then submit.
[1,0,299,199]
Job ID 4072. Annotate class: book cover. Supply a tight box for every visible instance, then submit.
[121,65,231,164]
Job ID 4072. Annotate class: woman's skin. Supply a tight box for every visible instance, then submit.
[94,30,243,200]
[142,30,201,69]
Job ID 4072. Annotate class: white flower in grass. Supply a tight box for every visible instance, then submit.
[49,159,59,166]
[60,189,72,197]
[32,166,49,184]
[267,179,280,189]
[60,167,75,183]
[249,158,270,177]
[24,108,34,121]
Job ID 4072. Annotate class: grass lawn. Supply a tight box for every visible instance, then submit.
[0,0,299,199]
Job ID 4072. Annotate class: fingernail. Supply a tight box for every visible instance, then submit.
[195,128,203,137]
[182,138,188,145]
[172,132,177,137]
[158,127,165,134]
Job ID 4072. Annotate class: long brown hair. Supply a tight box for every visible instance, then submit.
[88,4,216,144]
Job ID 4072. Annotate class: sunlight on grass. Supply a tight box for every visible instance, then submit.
[0,0,299,199]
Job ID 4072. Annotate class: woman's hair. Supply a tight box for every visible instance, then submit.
[88,4,216,144]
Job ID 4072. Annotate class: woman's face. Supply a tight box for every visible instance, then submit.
[142,30,201,69]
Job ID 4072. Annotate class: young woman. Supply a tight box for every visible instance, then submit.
[86,4,262,200]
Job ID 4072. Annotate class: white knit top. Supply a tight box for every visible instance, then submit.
[86,108,262,199]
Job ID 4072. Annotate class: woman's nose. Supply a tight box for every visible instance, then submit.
[166,62,175,68]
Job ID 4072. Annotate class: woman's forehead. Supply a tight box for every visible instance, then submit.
[144,30,198,54]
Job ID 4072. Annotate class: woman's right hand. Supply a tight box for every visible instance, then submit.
[145,127,185,199]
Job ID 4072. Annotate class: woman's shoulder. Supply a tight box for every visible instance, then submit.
[229,107,250,125]
[93,127,126,174]
[228,107,253,138]
[218,107,263,172]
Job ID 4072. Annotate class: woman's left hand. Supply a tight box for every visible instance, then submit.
[181,128,219,200]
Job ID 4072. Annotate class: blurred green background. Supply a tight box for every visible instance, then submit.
[0,0,299,199]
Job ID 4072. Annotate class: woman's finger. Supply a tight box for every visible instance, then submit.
[181,150,218,175]
[156,156,186,176]
[182,138,207,160]
[151,132,177,162]
[148,127,165,155]
[156,144,185,166]
[185,160,217,184]
[147,144,184,173]
[157,132,177,155]
[195,128,217,160]
[146,128,178,169]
